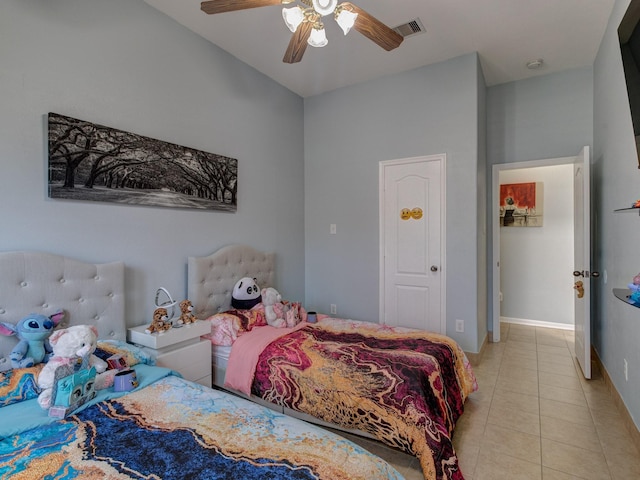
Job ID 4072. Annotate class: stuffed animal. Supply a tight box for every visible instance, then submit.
[178,300,196,325]
[0,310,64,368]
[146,308,172,334]
[261,287,286,328]
[37,325,108,409]
[283,301,306,328]
[232,277,262,309]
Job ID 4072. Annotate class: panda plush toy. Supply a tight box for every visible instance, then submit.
[231,277,262,310]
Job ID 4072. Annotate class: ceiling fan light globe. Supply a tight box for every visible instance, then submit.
[312,0,338,16]
[282,6,305,33]
[335,9,357,35]
[308,26,328,47]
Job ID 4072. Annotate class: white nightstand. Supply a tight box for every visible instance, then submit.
[127,320,212,387]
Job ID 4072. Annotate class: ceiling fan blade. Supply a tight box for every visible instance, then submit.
[201,0,284,15]
[283,22,313,64]
[343,2,403,51]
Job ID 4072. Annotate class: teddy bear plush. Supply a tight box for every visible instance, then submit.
[37,325,109,409]
[178,300,196,325]
[146,307,172,333]
[0,310,64,369]
[261,287,286,328]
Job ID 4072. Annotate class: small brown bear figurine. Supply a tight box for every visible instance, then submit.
[146,307,171,334]
[178,300,196,325]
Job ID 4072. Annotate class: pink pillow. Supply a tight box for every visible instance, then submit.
[204,313,242,346]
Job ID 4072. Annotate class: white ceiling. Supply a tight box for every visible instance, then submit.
[144,0,615,98]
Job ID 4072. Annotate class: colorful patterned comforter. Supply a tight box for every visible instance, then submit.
[250,318,478,480]
[0,373,404,480]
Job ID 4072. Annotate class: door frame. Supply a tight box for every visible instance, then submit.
[491,155,576,342]
[379,154,447,333]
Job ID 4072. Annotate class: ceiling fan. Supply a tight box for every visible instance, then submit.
[200,0,403,64]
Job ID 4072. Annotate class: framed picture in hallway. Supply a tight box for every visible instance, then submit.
[48,112,238,212]
[499,182,543,227]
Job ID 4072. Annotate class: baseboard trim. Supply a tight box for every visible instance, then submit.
[465,333,488,366]
[591,346,640,454]
[501,316,574,331]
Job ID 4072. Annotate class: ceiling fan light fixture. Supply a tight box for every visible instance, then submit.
[312,0,338,16]
[282,6,305,32]
[308,24,328,47]
[335,7,357,35]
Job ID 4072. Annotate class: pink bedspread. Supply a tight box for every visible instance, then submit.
[224,322,308,394]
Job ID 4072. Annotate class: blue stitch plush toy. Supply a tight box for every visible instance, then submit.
[0,310,64,368]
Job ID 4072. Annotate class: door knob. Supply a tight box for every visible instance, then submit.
[431,266,438,272]
[591,271,600,278]
[573,271,584,277]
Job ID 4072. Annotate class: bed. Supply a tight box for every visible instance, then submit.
[0,251,405,480]
[188,244,478,480]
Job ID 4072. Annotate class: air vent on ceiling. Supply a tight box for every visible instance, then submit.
[393,18,426,38]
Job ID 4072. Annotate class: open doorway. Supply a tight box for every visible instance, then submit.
[491,157,576,341]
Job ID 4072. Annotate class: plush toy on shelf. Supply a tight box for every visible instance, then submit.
[178,300,197,325]
[0,310,64,369]
[628,273,640,304]
[146,308,172,334]
[37,325,109,410]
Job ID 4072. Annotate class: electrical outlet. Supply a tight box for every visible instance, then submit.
[330,224,337,234]
[624,359,629,381]
[455,319,464,333]
[499,292,503,302]
[330,304,337,315]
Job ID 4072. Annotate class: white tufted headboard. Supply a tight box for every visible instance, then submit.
[187,244,275,319]
[0,252,125,370]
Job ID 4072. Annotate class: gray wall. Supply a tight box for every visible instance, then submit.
[487,68,594,166]
[0,0,305,326]
[304,53,484,353]
[594,0,640,429]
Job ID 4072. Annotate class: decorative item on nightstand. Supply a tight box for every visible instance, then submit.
[177,299,197,325]
[155,287,178,324]
[145,308,172,334]
[145,288,179,333]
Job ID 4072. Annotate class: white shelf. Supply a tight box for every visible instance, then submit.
[613,288,640,308]
[128,320,211,350]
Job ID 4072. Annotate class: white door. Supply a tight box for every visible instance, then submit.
[573,146,592,379]
[379,155,445,333]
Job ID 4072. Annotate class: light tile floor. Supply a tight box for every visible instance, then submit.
[336,323,640,480]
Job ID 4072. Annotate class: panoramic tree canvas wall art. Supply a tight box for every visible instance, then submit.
[48,113,237,211]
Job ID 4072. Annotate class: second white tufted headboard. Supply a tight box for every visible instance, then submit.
[187,244,275,319]
[0,251,125,370]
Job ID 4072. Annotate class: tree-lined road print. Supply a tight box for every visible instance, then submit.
[48,113,238,212]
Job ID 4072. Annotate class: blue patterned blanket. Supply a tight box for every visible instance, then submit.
[0,374,404,480]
